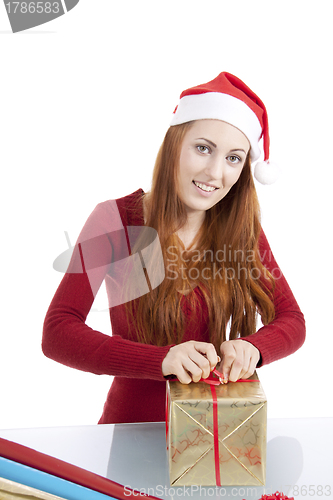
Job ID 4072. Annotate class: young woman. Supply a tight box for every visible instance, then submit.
[42,72,305,424]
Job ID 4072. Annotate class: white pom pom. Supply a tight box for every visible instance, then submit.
[254,160,280,185]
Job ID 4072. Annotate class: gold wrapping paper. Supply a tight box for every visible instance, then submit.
[166,374,267,486]
[0,476,67,500]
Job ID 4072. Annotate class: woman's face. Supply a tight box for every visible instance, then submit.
[177,119,250,221]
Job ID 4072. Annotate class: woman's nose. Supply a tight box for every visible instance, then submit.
[204,156,225,181]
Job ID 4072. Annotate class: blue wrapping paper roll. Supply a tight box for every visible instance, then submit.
[0,456,117,500]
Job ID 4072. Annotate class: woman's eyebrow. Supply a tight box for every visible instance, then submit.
[230,148,247,154]
[196,138,217,148]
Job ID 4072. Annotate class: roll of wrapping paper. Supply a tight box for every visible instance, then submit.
[0,476,67,500]
[0,437,160,500]
[0,456,119,500]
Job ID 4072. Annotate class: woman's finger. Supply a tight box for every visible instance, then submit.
[187,349,211,380]
[175,367,193,385]
[220,340,260,382]
[219,341,237,382]
[181,357,206,383]
[193,342,219,371]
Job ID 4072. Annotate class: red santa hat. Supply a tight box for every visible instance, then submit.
[170,72,279,185]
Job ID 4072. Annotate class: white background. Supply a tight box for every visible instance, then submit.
[0,0,332,430]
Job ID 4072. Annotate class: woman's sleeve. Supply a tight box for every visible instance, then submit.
[42,201,171,381]
[241,229,306,366]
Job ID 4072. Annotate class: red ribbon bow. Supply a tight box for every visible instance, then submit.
[201,368,259,385]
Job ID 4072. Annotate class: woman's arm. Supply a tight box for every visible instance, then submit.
[42,200,172,381]
[242,228,306,365]
[219,228,306,381]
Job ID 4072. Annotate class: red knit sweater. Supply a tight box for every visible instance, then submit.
[42,189,305,423]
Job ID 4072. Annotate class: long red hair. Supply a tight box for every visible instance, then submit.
[128,122,275,351]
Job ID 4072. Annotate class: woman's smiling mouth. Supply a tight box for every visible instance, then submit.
[193,180,219,192]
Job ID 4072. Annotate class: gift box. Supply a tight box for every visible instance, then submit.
[166,373,267,487]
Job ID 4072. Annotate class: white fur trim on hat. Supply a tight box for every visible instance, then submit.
[170,92,262,162]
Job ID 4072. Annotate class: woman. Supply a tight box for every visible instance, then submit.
[42,72,305,424]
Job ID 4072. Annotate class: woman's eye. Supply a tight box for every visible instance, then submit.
[197,145,210,154]
[227,155,241,164]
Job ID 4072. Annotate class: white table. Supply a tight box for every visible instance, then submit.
[1,418,332,500]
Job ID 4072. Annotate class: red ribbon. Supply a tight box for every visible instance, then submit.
[201,368,259,385]
[210,384,221,486]
[202,369,259,486]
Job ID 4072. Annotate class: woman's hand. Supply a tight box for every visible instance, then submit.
[219,340,260,383]
[162,341,219,384]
